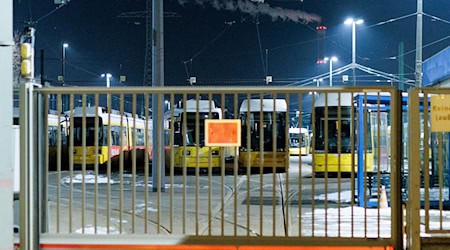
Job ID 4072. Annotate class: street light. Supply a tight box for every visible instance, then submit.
[101,73,112,107]
[324,56,338,86]
[313,78,323,87]
[344,18,363,86]
[62,43,69,83]
[101,73,112,88]
[61,43,69,111]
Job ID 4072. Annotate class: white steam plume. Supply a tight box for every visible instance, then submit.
[178,0,321,23]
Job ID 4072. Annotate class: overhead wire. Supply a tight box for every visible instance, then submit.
[182,22,233,78]
[364,13,417,29]
[255,15,267,76]
[423,12,450,25]
[397,35,450,58]
[27,0,33,23]
[34,3,68,24]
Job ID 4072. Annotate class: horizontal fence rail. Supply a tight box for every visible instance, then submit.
[19,86,402,248]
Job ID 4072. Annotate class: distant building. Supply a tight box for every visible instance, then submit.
[423,46,450,87]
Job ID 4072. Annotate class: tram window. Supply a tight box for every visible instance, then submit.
[135,128,145,146]
[110,126,121,146]
[73,118,104,146]
[174,132,181,146]
[48,126,58,146]
[290,133,300,147]
[164,130,170,146]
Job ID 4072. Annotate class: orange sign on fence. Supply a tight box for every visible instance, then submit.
[205,119,241,147]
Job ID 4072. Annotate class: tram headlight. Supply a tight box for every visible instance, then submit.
[183,150,191,156]
[211,150,219,155]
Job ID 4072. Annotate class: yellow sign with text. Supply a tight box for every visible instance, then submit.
[431,95,450,132]
[205,119,241,147]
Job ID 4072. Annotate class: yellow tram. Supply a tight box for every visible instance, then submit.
[238,99,288,169]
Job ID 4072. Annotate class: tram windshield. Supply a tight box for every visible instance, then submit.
[290,131,308,148]
[73,117,105,146]
[184,112,220,146]
[240,111,287,151]
[314,107,372,153]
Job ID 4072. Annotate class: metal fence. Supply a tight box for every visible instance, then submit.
[18,84,402,249]
[408,88,450,250]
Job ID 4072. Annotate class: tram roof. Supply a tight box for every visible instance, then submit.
[239,99,287,112]
[289,127,308,134]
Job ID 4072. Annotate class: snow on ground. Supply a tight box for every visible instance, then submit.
[133,203,158,213]
[60,173,118,184]
[75,226,120,234]
[315,190,353,203]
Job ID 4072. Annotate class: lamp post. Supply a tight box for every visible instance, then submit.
[101,73,112,88]
[101,73,112,107]
[313,78,323,87]
[61,43,69,111]
[324,56,338,87]
[344,18,363,86]
[62,43,69,83]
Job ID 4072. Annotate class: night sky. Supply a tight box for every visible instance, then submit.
[13,0,450,88]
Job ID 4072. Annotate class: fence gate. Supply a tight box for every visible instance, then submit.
[408,88,450,250]
[18,84,403,250]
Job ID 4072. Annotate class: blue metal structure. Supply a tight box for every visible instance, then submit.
[423,46,450,86]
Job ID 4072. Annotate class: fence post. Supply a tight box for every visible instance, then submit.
[19,82,41,250]
[390,89,403,249]
[37,90,48,233]
[408,88,421,249]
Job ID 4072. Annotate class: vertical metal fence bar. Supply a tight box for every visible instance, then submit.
[156,93,162,235]
[350,91,355,238]
[69,94,74,233]
[363,93,368,238]
[169,94,175,234]
[144,94,150,234]
[132,94,137,233]
[119,94,124,233]
[182,93,187,234]
[391,89,402,250]
[438,132,443,230]
[285,94,290,237]
[311,93,316,237]
[408,88,421,250]
[81,94,87,233]
[233,93,238,237]
[43,94,49,234]
[258,93,264,236]
[246,93,251,237]
[423,91,430,232]
[106,94,112,234]
[259,93,264,236]
[94,94,99,234]
[208,94,212,236]
[324,93,329,236]
[37,89,46,235]
[337,92,342,237]
[377,92,381,238]
[55,95,60,233]
[272,95,277,237]
[298,93,302,237]
[221,93,226,236]
[195,95,200,235]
